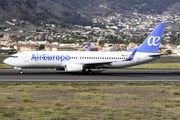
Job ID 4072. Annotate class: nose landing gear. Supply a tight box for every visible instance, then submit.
[19,70,23,75]
[14,67,23,75]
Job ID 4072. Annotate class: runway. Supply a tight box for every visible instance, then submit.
[0,69,180,83]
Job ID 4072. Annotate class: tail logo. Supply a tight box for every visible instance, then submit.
[147,36,161,46]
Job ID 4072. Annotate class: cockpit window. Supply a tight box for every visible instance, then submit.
[10,56,18,58]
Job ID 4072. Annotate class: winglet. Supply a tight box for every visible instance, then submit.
[87,42,91,51]
[126,49,137,61]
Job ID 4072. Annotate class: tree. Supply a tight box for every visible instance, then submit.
[40,34,45,41]
[166,49,172,54]
[39,45,45,50]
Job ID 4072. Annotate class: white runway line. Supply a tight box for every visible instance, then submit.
[1,79,180,82]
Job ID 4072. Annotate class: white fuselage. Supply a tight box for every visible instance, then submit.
[4,51,159,69]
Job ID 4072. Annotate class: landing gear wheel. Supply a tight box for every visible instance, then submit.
[64,65,67,72]
[88,69,93,74]
[19,70,23,75]
[82,69,86,73]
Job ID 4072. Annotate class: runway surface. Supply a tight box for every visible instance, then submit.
[0,69,180,83]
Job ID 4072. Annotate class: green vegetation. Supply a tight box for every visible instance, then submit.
[127,63,180,69]
[0,0,92,27]
[0,63,13,69]
[161,89,165,93]
[54,100,61,106]
[37,0,180,18]
[166,49,172,54]
[22,96,33,102]
[1,0,179,28]
[0,54,10,57]
[0,82,179,119]
[173,90,180,95]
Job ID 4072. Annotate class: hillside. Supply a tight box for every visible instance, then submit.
[0,0,179,28]
[35,0,180,18]
[0,0,58,26]
[163,2,180,14]
[0,0,92,27]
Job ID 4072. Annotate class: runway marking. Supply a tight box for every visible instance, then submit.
[1,79,180,82]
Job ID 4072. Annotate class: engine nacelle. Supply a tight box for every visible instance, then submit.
[65,64,83,72]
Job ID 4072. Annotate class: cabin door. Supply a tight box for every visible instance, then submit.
[24,54,29,62]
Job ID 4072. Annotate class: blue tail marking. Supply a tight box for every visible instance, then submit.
[87,42,91,51]
[126,49,137,61]
[127,23,166,53]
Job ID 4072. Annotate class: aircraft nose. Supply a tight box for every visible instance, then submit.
[3,58,9,64]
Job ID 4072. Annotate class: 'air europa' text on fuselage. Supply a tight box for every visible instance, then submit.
[31,54,70,62]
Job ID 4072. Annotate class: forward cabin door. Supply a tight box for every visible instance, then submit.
[24,54,29,62]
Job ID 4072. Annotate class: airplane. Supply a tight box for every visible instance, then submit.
[3,23,166,74]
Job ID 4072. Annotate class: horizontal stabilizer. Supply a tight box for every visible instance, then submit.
[149,53,171,57]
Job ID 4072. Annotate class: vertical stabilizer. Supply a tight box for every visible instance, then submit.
[127,23,166,53]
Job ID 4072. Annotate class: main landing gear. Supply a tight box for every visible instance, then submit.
[82,69,93,74]
[87,69,93,74]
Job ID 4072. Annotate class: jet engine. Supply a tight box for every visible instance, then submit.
[65,64,83,72]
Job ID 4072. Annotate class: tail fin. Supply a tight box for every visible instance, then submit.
[127,23,166,53]
[87,42,91,51]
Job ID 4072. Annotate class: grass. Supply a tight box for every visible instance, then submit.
[0,54,10,57]
[2,111,15,117]
[0,63,13,69]
[22,96,33,102]
[127,63,180,69]
[173,90,180,95]
[0,82,180,119]
[6,94,12,99]
[164,103,172,107]
[54,100,61,106]
[161,89,165,93]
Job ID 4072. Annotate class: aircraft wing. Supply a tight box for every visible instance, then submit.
[82,49,137,65]
[82,61,113,65]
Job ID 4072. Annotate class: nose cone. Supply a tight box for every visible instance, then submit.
[3,58,9,65]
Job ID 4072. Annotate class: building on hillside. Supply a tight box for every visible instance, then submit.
[51,47,77,51]
[0,38,5,45]
[127,43,139,50]
[45,46,52,51]
[171,48,180,56]
[19,45,39,52]
[14,45,21,51]
[120,44,127,50]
